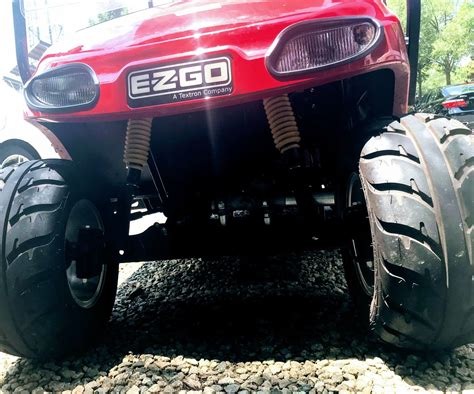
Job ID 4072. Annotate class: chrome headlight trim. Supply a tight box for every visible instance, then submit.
[266,17,384,79]
[24,63,100,113]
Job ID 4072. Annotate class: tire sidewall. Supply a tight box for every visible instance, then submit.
[47,161,119,356]
[338,171,374,322]
[1,160,118,358]
[358,170,382,326]
[0,143,39,168]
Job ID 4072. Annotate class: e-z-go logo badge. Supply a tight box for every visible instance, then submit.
[128,57,233,107]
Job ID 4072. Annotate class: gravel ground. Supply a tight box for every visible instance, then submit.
[1,250,474,394]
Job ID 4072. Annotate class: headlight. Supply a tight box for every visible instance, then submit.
[266,17,382,78]
[25,63,99,113]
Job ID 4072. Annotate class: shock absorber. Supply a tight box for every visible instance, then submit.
[263,94,301,157]
[124,118,153,186]
[263,94,318,222]
[106,118,154,259]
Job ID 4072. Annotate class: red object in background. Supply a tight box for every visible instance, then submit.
[442,98,469,109]
[24,0,410,122]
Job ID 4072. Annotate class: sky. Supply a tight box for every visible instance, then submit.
[0,1,17,77]
[0,0,161,79]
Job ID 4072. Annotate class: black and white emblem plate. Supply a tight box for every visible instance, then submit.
[127,57,233,107]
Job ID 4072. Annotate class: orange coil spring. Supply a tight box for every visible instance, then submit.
[124,118,153,170]
[263,94,301,154]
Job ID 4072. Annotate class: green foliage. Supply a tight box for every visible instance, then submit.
[431,1,474,85]
[457,60,474,82]
[387,0,473,98]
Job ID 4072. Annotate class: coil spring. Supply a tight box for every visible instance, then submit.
[123,118,153,170]
[263,94,301,154]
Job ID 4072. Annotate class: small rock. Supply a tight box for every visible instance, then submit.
[269,364,281,375]
[148,384,162,393]
[60,369,76,380]
[126,385,140,394]
[183,376,202,390]
[225,384,241,393]
[189,366,200,374]
[218,377,235,385]
[405,355,420,368]
[171,356,185,367]
[356,375,373,392]
[129,285,144,299]
[85,368,99,378]
[71,386,85,394]
[85,381,100,391]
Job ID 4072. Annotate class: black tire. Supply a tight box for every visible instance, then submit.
[0,143,39,169]
[340,172,374,321]
[337,118,397,322]
[356,114,473,350]
[0,160,118,358]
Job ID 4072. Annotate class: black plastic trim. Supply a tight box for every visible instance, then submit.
[12,0,31,85]
[406,0,421,105]
[24,63,100,114]
[266,17,384,80]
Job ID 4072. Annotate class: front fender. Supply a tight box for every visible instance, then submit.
[0,118,70,160]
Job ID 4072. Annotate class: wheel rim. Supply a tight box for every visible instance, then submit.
[346,173,374,297]
[65,200,107,309]
[0,154,29,169]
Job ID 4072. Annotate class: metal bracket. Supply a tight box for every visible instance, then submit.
[406,0,421,105]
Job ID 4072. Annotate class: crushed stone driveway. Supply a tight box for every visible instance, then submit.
[1,251,474,394]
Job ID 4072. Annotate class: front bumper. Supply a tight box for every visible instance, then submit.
[24,6,410,122]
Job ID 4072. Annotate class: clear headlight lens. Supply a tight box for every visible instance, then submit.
[267,19,381,77]
[25,64,99,112]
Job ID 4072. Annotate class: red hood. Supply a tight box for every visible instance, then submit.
[40,0,387,64]
[28,0,409,122]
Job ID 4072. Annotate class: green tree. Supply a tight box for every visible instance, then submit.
[387,0,441,95]
[387,0,473,93]
[431,1,474,85]
[458,59,474,82]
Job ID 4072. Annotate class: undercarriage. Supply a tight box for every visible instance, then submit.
[43,70,396,263]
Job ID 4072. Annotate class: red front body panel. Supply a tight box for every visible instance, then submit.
[26,0,409,122]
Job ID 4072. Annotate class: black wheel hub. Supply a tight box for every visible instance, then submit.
[345,173,374,296]
[65,200,107,309]
[0,154,29,169]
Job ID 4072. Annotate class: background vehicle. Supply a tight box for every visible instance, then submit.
[440,83,474,127]
[0,0,472,359]
[414,83,474,127]
[0,80,66,169]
